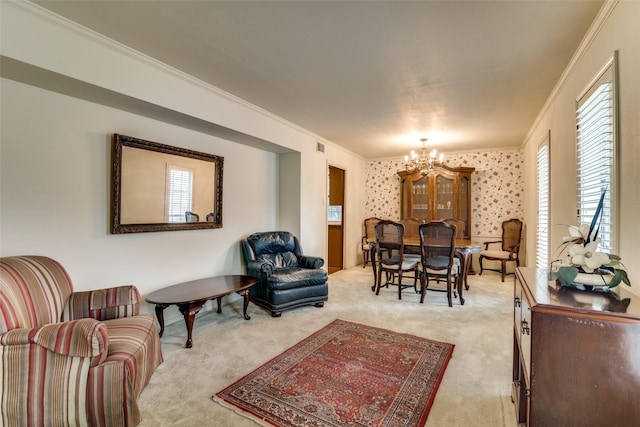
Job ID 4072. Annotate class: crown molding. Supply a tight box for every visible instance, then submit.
[6,1,350,156]
[523,0,619,145]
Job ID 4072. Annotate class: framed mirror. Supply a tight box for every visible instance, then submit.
[111,134,223,233]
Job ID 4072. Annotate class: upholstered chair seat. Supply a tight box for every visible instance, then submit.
[423,256,461,275]
[480,249,515,259]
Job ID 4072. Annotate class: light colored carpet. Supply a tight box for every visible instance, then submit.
[138,266,518,426]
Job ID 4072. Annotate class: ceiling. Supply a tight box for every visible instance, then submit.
[33,1,604,159]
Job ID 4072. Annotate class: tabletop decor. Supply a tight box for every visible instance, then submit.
[213,319,454,427]
[551,189,629,291]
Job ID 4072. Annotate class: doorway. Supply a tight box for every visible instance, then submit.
[327,166,345,274]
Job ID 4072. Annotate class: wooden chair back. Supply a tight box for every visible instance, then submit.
[443,218,465,239]
[374,220,404,260]
[363,217,382,242]
[501,219,523,252]
[185,211,199,222]
[419,221,456,272]
[399,218,421,238]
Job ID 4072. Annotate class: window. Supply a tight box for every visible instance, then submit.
[536,136,549,268]
[576,52,618,253]
[166,166,194,223]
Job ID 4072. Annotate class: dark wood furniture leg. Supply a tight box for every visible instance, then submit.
[457,249,473,290]
[454,251,468,305]
[177,301,205,348]
[216,297,222,314]
[457,273,465,305]
[239,289,251,320]
[154,304,169,337]
[370,244,378,292]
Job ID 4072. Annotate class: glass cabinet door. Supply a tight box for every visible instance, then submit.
[399,167,474,238]
[435,175,454,220]
[411,176,429,220]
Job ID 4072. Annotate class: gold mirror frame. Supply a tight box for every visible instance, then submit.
[111,134,223,233]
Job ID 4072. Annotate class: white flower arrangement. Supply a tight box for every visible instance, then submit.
[552,189,630,289]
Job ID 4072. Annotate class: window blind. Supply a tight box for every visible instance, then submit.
[167,168,194,223]
[576,71,614,253]
[536,143,549,268]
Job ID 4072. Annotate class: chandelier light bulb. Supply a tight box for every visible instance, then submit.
[402,138,444,175]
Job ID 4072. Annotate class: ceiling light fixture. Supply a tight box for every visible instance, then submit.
[403,138,444,175]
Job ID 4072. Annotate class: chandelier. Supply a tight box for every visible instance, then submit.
[403,138,444,175]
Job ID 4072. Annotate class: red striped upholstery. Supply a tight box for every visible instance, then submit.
[0,256,163,427]
[64,285,141,321]
[0,256,73,333]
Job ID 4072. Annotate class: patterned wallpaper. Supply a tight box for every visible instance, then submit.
[365,149,523,238]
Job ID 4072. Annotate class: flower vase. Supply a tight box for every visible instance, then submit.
[555,266,617,292]
[573,272,613,287]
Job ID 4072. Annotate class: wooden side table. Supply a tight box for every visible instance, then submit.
[145,275,257,348]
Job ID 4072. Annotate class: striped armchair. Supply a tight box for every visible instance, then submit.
[0,256,163,426]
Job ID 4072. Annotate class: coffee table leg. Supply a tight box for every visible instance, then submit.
[216,297,222,314]
[154,304,168,337]
[177,302,204,348]
[238,289,251,320]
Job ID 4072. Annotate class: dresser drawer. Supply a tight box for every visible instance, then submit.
[518,287,531,378]
[514,276,531,371]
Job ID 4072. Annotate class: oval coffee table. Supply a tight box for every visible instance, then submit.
[145,275,257,348]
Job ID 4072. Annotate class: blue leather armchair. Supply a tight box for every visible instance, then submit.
[241,231,328,317]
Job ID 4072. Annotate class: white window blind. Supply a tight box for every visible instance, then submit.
[576,54,616,253]
[536,142,549,268]
[167,167,194,223]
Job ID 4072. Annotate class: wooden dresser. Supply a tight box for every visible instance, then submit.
[513,267,640,426]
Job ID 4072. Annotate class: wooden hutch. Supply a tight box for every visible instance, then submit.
[397,165,475,239]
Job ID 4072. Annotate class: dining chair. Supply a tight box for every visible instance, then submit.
[444,218,471,290]
[362,217,381,267]
[374,220,420,300]
[399,218,422,281]
[479,218,523,282]
[418,221,462,307]
[443,218,465,238]
[185,211,199,222]
[399,218,421,238]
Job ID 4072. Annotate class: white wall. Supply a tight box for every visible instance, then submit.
[0,77,277,308]
[0,2,367,324]
[522,0,640,294]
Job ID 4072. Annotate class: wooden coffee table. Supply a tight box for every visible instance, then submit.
[145,275,257,348]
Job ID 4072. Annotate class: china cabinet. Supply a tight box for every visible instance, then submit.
[512,267,640,426]
[397,165,474,238]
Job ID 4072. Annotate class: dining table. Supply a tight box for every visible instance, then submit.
[369,236,483,304]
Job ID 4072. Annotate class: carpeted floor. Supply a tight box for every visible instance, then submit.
[137,266,518,426]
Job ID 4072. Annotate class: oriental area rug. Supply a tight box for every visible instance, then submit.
[213,319,454,427]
